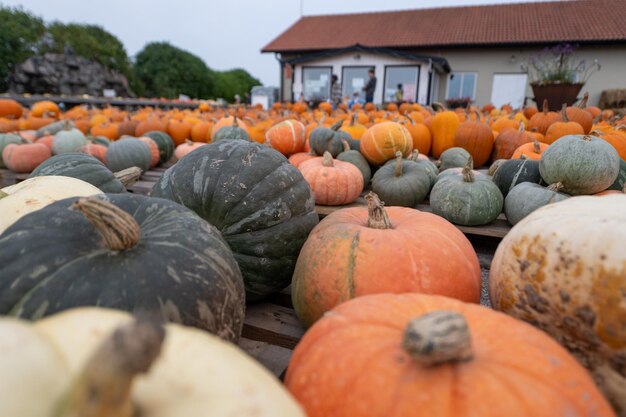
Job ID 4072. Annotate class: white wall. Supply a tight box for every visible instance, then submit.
[289,51,432,105]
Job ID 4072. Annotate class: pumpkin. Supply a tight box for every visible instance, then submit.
[212,115,250,136]
[504,182,569,225]
[299,152,363,206]
[137,136,160,167]
[566,92,594,134]
[360,121,413,165]
[135,117,168,136]
[144,131,175,165]
[166,119,192,145]
[454,117,494,167]
[594,128,626,160]
[407,149,438,185]
[29,153,135,193]
[117,118,140,137]
[265,120,306,156]
[492,122,533,160]
[91,121,120,140]
[340,113,367,139]
[286,292,615,417]
[0,195,245,341]
[402,115,432,155]
[0,98,22,119]
[190,120,213,142]
[288,150,318,168]
[34,119,73,138]
[52,124,87,155]
[430,157,503,226]
[492,156,542,197]
[89,135,111,147]
[308,120,353,157]
[0,176,102,234]
[490,195,626,414]
[0,133,22,168]
[212,116,251,142]
[106,137,152,173]
[291,192,481,327]
[539,134,620,195]
[2,140,50,173]
[337,139,371,185]
[151,140,319,301]
[0,307,305,416]
[174,139,207,161]
[31,100,60,118]
[511,138,548,160]
[528,99,562,134]
[544,105,586,144]
[372,152,430,207]
[606,158,626,191]
[79,139,108,163]
[429,106,460,159]
[488,158,507,176]
[36,134,55,150]
[437,147,472,171]
[0,118,18,133]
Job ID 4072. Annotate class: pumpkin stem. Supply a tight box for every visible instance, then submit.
[406,114,416,125]
[518,121,525,132]
[409,149,420,161]
[403,310,473,367]
[547,182,564,192]
[578,92,589,109]
[394,151,404,177]
[114,167,142,187]
[542,99,549,114]
[58,318,165,417]
[582,135,593,141]
[330,120,343,131]
[70,197,141,251]
[185,139,193,146]
[533,139,541,154]
[341,139,350,152]
[350,113,357,126]
[462,156,474,182]
[365,192,393,229]
[322,151,334,167]
[560,104,569,122]
[432,102,448,112]
[519,153,528,160]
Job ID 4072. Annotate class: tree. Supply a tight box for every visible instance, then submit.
[0,6,45,91]
[212,68,261,102]
[134,42,213,99]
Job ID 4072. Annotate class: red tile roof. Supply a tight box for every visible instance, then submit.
[262,0,626,53]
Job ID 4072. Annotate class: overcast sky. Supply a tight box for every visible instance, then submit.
[4,0,555,86]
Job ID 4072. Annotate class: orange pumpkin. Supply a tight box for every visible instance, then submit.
[117,119,140,137]
[528,99,562,134]
[402,116,432,156]
[166,119,192,146]
[0,99,23,119]
[137,136,160,167]
[288,151,317,168]
[0,118,19,133]
[72,118,91,134]
[298,152,363,206]
[20,116,55,131]
[523,105,538,119]
[492,122,533,160]
[340,114,367,139]
[135,118,167,136]
[454,118,494,167]
[491,115,519,133]
[31,100,60,118]
[36,135,55,150]
[212,116,249,137]
[174,139,207,161]
[2,141,51,173]
[511,138,549,160]
[291,192,481,327]
[593,128,626,160]
[79,143,108,163]
[544,105,585,145]
[430,106,460,158]
[265,120,306,156]
[286,292,616,417]
[91,122,120,140]
[360,122,413,165]
[190,120,213,142]
[565,92,593,134]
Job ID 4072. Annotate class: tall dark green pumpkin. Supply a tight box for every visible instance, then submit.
[492,157,542,197]
[151,140,319,300]
[106,137,152,172]
[144,131,175,165]
[371,152,431,207]
[336,140,371,185]
[606,158,626,191]
[29,153,135,193]
[212,116,251,142]
[0,194,245,342]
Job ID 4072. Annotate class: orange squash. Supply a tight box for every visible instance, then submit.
[402,116,432,156]
[137,136,160,167]
[528,99,562,134]
[0,99,23,119]
[286,292,616,417]
[190,120,213,142]
[492,122,533,160]
[360,122,413,165]
[593,128,626,160]
[79,142,108,163]
[544,105,585,145]
[565,92,593,134]
[91,122,120,141]
[340,114,367,139]
[173,139,207,161]
[31,100,60,118]
[291,192,481,327]
[166,119,192,146]
[454,117,494,167]
[265,120,306,156]
[298,152,363,206]
[2,141,51,173]
[511,138,548,160]
[430,106,460,158]
[288,151,317,168]
[135,118,167,136]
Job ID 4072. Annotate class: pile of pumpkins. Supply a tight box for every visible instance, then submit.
[0,96,625,416]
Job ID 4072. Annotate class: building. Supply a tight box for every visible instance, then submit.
[261,0,626,108]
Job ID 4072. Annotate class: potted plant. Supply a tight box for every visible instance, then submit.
[522,43,600,111]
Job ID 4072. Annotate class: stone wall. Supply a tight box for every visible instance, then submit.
[7,53,134,97]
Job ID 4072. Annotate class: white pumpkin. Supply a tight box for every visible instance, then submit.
[0,308,304,417]
[0,175,102,234]
[490,194,626,414]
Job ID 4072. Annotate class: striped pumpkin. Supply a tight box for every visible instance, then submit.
[265,120,306,156]
[360,122,413,165]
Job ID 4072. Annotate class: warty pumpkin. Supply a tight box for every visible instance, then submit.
[0,195,245,341]
[299,151,363,206]
[360,121,413,165]
[286,292,615,417]
[490,195,626,415]
[291,192,481,327]
[1,307,305,417]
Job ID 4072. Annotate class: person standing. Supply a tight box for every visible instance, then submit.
[395,83,404,105]
[363,68,377,103]
[330,74,342,109]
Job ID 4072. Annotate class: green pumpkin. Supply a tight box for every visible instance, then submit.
[372,151,431,207]
[88,135,111,147]
[539,134,620,195]
[492,157,542,197]
[309,120,358,157]
[504,182,570,225]
[337,140,371,185]
[35,120,74,138]
[29,153,132,193]
[488,159,507,176]
[151,140,319,301]
[430,157,503,226]
[212,116,251,142]
[0,194,245,342]
[106,137,152,173]
[606,158,626,191]
[143,131,175,165]
[51,126,87,155]
[406,149,438,186]
[435,166,487,184]
[0,133,21,168]
[437,147,472,172]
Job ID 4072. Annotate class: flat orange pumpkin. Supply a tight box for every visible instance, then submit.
[360,122,413,165]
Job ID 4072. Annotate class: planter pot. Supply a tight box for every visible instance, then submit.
[531,83,584,111]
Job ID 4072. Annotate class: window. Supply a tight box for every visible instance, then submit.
[302,67,332,101]
[384,66,419,103]
[342,67,370,100]
[447,72,477,100]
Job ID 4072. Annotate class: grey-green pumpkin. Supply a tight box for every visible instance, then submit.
[407,150,438,186]
[35,119,74,138]
[151,139,319,301]
[372,151,431,207]
[212,116,251,142]
[337,140,371,185]
[51,125,87,155]
[309,120,358,157]
[492,157,542,197]
[143,131,175,165]
[437,147,472,172]
[504,182,570,225]
[106,137,152,172]
[0,133,21,168]
[539,134,620,195]
[430,157,503,226]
